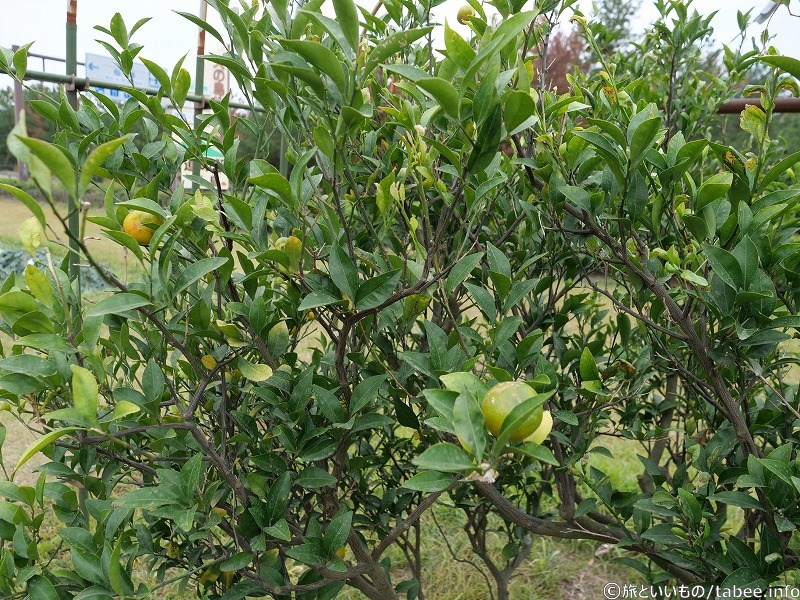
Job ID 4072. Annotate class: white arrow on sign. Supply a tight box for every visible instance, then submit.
[85,53,159,91]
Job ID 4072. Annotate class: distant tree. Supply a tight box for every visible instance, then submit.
[592,0,643,54]
[0,83,58,172]
[540,28,588,92]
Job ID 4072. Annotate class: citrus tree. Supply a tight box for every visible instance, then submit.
[1,0,800,598]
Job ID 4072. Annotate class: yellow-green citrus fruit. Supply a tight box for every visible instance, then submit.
[481,381,542,441]
[525,410,553,445]
[123,210,164,245]
[457,4,475,24]
[201,354,217,370]
[284,235,303,272]
[165,541,179,559]
[336,547,347,559]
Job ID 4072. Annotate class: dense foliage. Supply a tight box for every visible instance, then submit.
[1,0,800,598]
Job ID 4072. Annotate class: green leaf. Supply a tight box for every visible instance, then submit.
[412,442,476,472]
[677,488,702,525]
[12,44,29,80]
[757,55,800,81]
[281,40,347,94]
[173,68,191,107]
[402,471,453,492]
[108,541,124,596]
[173,257,229,296]
[80,136,129,194]
[696,172,732,212]
[71,365,99,425]
[512,443,559,465]
[15,334,77,353]
[266,472,291,524]
[220,551,254,572]
[628,117,661,169]
[140,57,171,94]
[709,491,763,511]
[350,374,386,414]
[324,509,352,554]
[176,11,226,47]
[87,293,150,318]
[452,392,487,459]
[468,103,502,173]
[579,348,600,381]
[703,244,743,290]
[12,427,76,479]
[445,252,484,294]
[18,137,76,197]
[108,401,140,422]
[464,11,538,82]
[732,236,759,290]
[19,217,43,255]
[7,113,51,196]
[381,63,430,82]
[298,289,341,311]
[265,519,292,541]
[364,27,433,80]
[759,458,794,487]
[440,372,488,397]
[298,11,356,59]
[248,172,292,202]
[296,466,337,489]
[355,270,401,311]
[444,20,475,70]
[332,0,359,52]
[417,77,460,118]
[0,184,46,228]
[504,91,537,137]
[720,568,767,593]
[238,359,273,382]
[759,150,800,192]
[560,185,592,213]
[27,575,60,600]
[329,242,359,300]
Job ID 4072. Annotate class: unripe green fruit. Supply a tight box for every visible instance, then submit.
[525,410,553,445]
[457,4,475,24]
[481,381,542,441]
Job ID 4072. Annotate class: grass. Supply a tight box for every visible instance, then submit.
[0,194,138,279]
[0,191,646,597]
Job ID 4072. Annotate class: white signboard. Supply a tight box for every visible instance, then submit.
[85,52,158,102]
[202,49,230,101]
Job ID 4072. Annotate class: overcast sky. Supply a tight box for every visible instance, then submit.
[1,0,798,86]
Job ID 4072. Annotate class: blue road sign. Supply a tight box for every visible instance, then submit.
[85,52,159,102]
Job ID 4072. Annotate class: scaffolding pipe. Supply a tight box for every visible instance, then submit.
[66,0,82,305]
[192,1,208,191]
[3,66,261,112]
[717,97,800,114]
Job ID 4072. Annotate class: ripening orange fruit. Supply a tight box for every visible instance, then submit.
[123,210,164,245]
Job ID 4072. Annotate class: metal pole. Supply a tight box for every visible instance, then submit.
[11,45,27,181]
[1,66,262,112]
[192,1,208,192]
[66,0,83,305]
[717,97,800,114]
